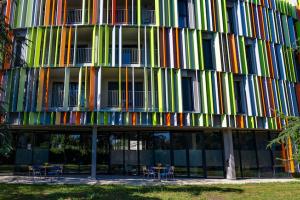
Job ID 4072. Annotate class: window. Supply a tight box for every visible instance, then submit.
[178,0,188,27]
[52,83,64,107]
[202,37,214,70]
[69,82,84,107]
[233,77,246,114]
[226,6,235,33]
[182,77,194,111]
[245,43,255,74]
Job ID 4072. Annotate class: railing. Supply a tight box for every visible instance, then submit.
[104,90,158,110]
[142,10,155,25]
[109,48,145,65]
[66,9,83,24]
[52,90,64,107]
[68,48,92,64]
[51,89,83,108]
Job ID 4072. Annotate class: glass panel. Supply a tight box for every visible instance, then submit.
[239,132,258,178]
[97,134,110,174]
[139,132,154,168]
[154,132,171,166]
[232,132,242,178]
[205,132,224,178]
[124,133,138,175]
[110,133,124,174]
[255,132,273,177]
[188,133,204,177]
[172,133,188,176]
[182,77,194,112]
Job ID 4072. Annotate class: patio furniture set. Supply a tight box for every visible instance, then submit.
[142,165,175,180]
[28,164,63,180]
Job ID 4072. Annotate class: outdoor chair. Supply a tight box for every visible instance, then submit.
[147,167,156,179]
[161,166,175,180]
[142,166,148,177]
[28,165,42,177]
[47,165,63,181]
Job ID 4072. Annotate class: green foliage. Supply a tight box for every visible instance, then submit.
[268,115,300,162]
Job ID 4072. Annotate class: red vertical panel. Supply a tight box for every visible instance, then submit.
[112,0,116,24]
[250,3,256,38]
[92,0,98,24]
[179,113,183,127]
[89,67,95,111]
[75,112,80,125]
[57,0,62,25]
[258,6,265,40]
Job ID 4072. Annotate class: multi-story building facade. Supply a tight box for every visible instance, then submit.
[0,0,300,179]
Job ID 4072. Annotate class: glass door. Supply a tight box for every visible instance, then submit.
[97,133,110,174]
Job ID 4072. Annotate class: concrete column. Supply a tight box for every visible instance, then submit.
[91,127,97,179]
[223,130,236,180]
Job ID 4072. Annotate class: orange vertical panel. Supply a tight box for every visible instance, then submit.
[125,0,128,24]
[211,0,217,31]
[267,78,275,117]
[250,4,256,38]
[126,67,128,112]
[288,138,295,173]
[45,68,50,111]
[258,77,267,117]
[51,0,56,25]
[44,0,51,26]
[57,0,62,25]
[266,42,274,78]
[179,113,183,127]
[281,143,288,172]
[229,35,238,73]
[92,0,98,24]
[5,0,11,24]
[63,112,67,124]
[162,28,167,68]
[63,0,67,25]
[89,67,96,111]
[166,113,171,126]
[132,113,136,125]
[159,28,164,67]
[175,28,180,68]
[59,27,67,66]
[67,27,72,66]
[258,6,265,40]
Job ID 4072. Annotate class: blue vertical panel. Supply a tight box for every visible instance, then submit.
[288,17,296,48]
[262,8,270,41]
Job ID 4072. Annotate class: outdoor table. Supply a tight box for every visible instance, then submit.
[153,166,166,180]
[41,165,53,177]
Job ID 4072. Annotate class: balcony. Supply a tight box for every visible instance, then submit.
[142,10,155,25]
[102,90,158,111]
[104,9,155,25]
[51,89,84,108]
[109,48,146,66]
[66,9,83,24]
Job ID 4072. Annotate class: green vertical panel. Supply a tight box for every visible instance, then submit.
[258,40,266,76]
[239,37,248,74]
[200,71,207,113]
[34,28,43,67]
[158,68,163,112]
[23,112,28,125]
[99,26,103,65]
[104,112,108,125]
[144,68,148,111]
[289,48,296,82]
[200,0,207,30]
[137,0,141,25]
[186,29,191,69]
[171,69,175,112]
[78,67,83,108]
[248,116,255,128]
[17,68,26,112]
[41,28,48,67]
[91,112,94,125]
[253,76,262,116]
[63,68,70,108]
[198,31,204,70]
[92,26,96,65]
[25,0,33,26]
[155,0,160,26]
[48,27,53,66]
[262,41,270,77]
[150,27,155,67]
[221,0,227,33]
[245,2,252,37]
[176,69,183,112]
[104,25,110,66]
[54,27,61,66]
[152,112,157,126]
[27,28,36,67]
[151,68,155,110]
[295,22,300,41]
[206,71,213,114]
[228,73,236,115]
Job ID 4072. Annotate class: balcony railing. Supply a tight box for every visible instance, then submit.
[142,10,155,25]
[66,9,83,24]
[104,90,158,110]
[109,48,145,65]
[51,89,84,108]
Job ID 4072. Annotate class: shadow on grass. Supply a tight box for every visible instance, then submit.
[0,184,243,200]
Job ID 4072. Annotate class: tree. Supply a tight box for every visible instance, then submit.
[268,114,300,165]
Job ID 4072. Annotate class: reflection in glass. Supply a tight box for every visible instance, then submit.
[153,132,171,165]
[188,133,204,177]
[110,133,124,174]
[172,133,188,176]
[124,133,138,175]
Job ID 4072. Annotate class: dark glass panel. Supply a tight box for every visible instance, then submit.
[110,133,124,174]
[187,133,204,177]
[172,133,188,176]
[124,133,138,175]
[153,132,171,166]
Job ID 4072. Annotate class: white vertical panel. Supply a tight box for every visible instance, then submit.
[99,0,104,24]
[181,29,187,69]
[97,67,102,110]
[244,76,253,116]
[213,33,222,72]
[138,27,141,65]
[165,69,168,111]
[112,26,116,66]
[169,28,174,68]
[73,26,78,66]
[200,71,208,113]
[236,1,243,36]
[144,27,147,67]
[119,26,122,67]
[254,39,262,76]
[193,30,199,70]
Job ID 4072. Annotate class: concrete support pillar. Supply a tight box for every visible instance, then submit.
[91,126,97,179]
[223,130,236,180]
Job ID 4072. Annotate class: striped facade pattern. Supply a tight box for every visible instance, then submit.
[1,0,300,129]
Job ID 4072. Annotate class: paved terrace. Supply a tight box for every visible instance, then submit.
[0,176,299,186]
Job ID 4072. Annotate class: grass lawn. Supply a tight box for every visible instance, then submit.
[0,182,299,200]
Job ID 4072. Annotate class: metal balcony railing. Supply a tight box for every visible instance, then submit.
[104,90,158,110]
[109,48,145,65]
[142,10,155,25]
[66,9,83,24]
[51,89,84,108]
